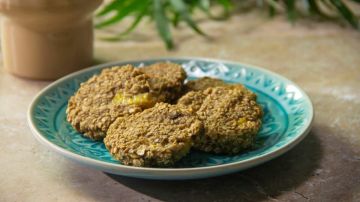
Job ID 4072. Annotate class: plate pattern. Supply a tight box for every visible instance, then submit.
[31,58,312,169]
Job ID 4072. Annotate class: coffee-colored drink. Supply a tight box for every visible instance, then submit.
[0,0,103,80]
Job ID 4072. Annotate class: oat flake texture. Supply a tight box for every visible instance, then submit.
[178,86,263,154]
[104,103,203,167]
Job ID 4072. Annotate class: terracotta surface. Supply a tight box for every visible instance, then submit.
[1,11,360,201]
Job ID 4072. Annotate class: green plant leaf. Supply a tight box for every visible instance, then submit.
[96,0,126,17]
[269,6,275,17]
[216,0,232,15]
[284,0,296,23]
[267,0,277,17]
[266,0,281,17]
[154,0,174,49]
[329,0,359,28]
[123,13,147,35]
[169,0,207,36]
[95,0,144,28]
[172,12,180,27]
[197,0,211,16]
[308,0,322,15]
[100,3,150,41]
[306,0,335,19]
[199,0,210,11]
[198,0,231,20]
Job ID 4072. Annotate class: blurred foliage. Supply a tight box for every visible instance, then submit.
[96,0,360,49]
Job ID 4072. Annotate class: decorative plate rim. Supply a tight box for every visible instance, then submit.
[27,57,314,174]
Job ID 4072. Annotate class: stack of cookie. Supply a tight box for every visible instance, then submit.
[66,63,263,167]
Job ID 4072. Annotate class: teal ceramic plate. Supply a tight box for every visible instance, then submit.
[28,57,313,180]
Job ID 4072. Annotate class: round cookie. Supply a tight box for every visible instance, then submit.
[140,63,187,102]
[67,65,161,140]
[178,86,263,154]
[104,103,203,167]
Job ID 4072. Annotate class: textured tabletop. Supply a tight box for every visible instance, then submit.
[1,12,360,202]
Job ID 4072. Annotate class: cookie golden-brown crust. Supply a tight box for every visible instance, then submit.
[104,103,203,167]
[178,86,263,154]
[185,77,227,92]
[66,65,154,140]
[140,63,187,102]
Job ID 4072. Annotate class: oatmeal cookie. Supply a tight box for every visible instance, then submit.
[140,63,186,102]
[178,86,263,154]
[104,103,203,167]
[66,65,163,140]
